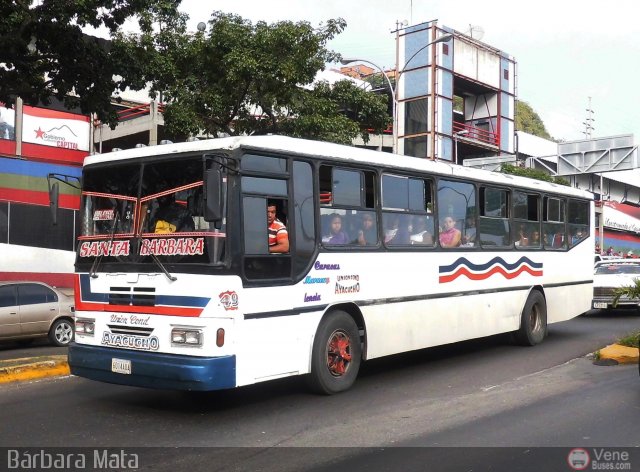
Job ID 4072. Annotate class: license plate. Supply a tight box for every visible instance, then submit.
[111,358,131,375]
[593,302,608,309]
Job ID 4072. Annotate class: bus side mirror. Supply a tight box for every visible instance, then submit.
[204,167,222,223]
[49,182,59,225]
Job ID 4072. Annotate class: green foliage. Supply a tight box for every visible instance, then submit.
[612,278,640,309]
[500,164,570,186]
[516,100,553,140]
[616,330,640,348]
[0,0,181,127]
[124,11,389,142]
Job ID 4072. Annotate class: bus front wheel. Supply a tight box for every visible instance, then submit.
[307,311,362,395]
[514,291,547,346]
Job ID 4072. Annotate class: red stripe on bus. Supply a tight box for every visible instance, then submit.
[74,300,203,317]
[439,265,543,283]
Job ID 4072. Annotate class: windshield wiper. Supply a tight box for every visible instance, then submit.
[148,253,177,282]
[89,207,120,278]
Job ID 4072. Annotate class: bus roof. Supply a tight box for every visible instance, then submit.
[84,135,593,199]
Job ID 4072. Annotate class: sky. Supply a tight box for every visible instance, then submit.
[175,0,640,144]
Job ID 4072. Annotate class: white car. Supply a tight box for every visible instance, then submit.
[592,259,640,311]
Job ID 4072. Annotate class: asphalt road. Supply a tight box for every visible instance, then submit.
[0,338,66,360]
[0,309,638,471]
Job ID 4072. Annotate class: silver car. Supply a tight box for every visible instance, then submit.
[0,281,75,346]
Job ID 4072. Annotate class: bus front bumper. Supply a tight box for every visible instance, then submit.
[68,343,236,391]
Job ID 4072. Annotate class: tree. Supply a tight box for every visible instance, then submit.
[613,279,640,308]
[500,163,569,186]
[516,100,553,140]
[123,11,389,143]
[0,0,182,128]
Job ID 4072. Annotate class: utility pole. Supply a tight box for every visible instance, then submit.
[583,96,595,139]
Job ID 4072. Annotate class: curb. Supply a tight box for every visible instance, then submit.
[597,344,639,365]
[0,355,70,384]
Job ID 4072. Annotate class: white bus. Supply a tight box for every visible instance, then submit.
[67,135,594,394]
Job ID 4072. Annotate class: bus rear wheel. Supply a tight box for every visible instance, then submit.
[514,291,547,346]
[307,311,362,395]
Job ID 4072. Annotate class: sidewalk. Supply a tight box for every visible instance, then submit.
[0,355,69,384]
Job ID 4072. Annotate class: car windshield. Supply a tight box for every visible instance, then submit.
[595,262,640,275]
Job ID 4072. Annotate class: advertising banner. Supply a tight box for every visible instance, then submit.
[21,105,90,152]
[603,201,640,233]
[597,201,640,257]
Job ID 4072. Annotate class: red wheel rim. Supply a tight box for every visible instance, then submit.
[326,329,352,377]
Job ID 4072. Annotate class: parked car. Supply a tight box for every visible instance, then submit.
[592,259,640,311]
[0,281,75,346]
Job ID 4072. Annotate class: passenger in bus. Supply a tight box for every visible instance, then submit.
[410,216,433,245]
[384,214,411,245]
[152,194,195,234]
[439,216,461,248]
[353,213,377,246]
[267,201,289,253]
[529,230,541,247]
[515,225,528,246]
[571,228,585,245]
[462,216,476,246]
[322,213,349,245]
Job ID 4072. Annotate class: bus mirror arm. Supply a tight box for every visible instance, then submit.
[204,167,223,223]
[47,173,81,226]
[49,182,59,225]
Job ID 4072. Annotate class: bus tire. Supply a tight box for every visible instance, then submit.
[514,291,547,346]
[307,310,362,395]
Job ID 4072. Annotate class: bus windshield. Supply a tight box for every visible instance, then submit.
[77,156,227,267]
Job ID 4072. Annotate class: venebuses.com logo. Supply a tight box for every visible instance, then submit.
[567,448,590,470]
[567,448,632,470]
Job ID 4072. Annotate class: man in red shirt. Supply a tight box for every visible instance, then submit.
[267,202,289,253]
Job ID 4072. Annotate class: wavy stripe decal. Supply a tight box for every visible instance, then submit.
[439,257,543,283]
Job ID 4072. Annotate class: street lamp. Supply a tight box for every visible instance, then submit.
[341,33,453,154]
[454,129,469,163]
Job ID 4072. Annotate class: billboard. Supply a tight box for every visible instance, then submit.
[22,105,90,152]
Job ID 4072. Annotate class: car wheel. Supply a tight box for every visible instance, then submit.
[49,318,74,347]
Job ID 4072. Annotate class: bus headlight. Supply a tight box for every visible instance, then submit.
[171,328,203,346]
[75,318,95,336]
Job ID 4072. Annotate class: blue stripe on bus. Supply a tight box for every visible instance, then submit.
[79,274,109,303]
[79,274,210,308]
[155,295,210,308]
[0,156,82,178]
